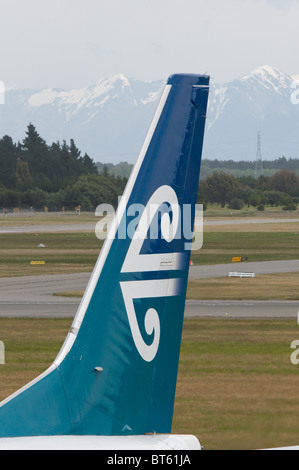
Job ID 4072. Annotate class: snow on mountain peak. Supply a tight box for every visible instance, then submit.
[28,88,59,107]
[28,87,89,108]
[5,66,299,163]
[113,74,130,86]
[240,64,292,95]
[242,65,289,81]
[28,74,133,111]
[94,74,131,93]
[252,64,281,76]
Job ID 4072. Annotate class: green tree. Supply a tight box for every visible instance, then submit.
[21,188,47,209]
[82,153,98,174]
[271,170,299,194]
[101,164,110,177]
[248,191,267,207]
[202,171,241,208]
[228,198,244,210]
[21,123,49,181]
[15,158,32,191]
[263,190,284,207]
[0,135,18,188]
[69,139,81,160]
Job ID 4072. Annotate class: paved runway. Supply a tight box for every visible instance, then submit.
[0,299,297,320]
[188,259,299,280]
[0,260,298,319]
[185,299,298,319]
[0,223,95,234]
[1,217,299,234]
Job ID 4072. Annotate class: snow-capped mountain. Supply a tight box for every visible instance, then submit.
[205,65,299,160]
[0,66,298,163]
[0,74,164,163]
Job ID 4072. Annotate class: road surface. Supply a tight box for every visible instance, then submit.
[1,216,299,234]
[0,260,298,319]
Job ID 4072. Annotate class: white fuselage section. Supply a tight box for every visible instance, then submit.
[0,434,201,450]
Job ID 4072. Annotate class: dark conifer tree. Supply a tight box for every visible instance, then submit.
[0,135,18,188]
[21,123,49,183]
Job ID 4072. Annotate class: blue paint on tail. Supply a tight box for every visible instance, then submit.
[0,74,209,437]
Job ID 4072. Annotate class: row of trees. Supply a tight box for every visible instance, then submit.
[0,124,127,210]
[0,124,98,192]
[1,124,299,212]
[199,157,299,179]
[0,173,127,211]
[201,157,299,172]
[198,170,299,210]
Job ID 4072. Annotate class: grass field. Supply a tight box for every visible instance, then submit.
[0,232,100,277]
[0,227,299,277]
[0,211,96,226]
[174,318,299,450]
[191,231,299,265]
[1,317,299,450]
[203,204,299,219]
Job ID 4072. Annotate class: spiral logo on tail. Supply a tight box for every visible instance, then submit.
[120,186,184,362]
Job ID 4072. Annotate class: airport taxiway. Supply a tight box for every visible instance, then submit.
[1,216,299,234]
[0,299,297,320]
[0,260,298,319]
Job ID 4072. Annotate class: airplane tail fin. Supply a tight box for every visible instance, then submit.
[0,74,209,437]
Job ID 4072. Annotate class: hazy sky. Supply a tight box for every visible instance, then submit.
[0,0,298,89]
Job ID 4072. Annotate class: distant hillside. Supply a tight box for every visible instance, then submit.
[96,157,299,181]
[199,157,299,179]
[96,161,133,179]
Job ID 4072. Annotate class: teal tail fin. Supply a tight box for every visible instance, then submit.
[0,74,210,437]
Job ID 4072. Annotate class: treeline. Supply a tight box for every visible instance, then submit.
[198,170,299,211]
[0,124,127,210]
[202,157,299,171]
[200,157,299,179]
[95,157,299,180]
[1,126,299,213]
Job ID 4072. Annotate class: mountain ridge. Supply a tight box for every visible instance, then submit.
[0,66,298,163]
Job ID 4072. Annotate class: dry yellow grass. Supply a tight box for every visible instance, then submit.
[53,290,84,298]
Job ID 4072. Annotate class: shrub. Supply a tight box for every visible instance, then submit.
[229,198,244,210]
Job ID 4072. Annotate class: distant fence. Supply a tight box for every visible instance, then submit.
[0,207,95,216]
